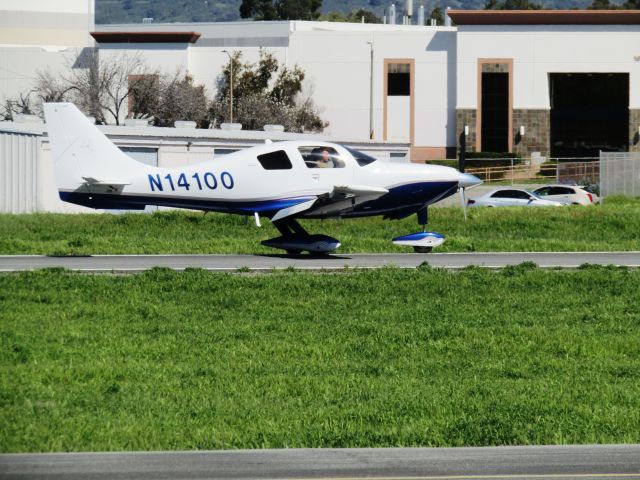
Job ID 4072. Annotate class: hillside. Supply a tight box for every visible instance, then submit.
[95,0,618,24]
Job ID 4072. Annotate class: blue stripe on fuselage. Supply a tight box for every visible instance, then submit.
[59,180,457,218]
[58,191,315,214]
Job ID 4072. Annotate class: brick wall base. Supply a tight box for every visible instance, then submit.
[456,109,477,155]
[513,109,550,158]
[630,109,640,152]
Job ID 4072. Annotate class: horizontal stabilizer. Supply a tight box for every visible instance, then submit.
[82,177,131,187]
[271,198,317,222]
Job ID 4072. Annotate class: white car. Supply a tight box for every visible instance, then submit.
[532,184,599,205]
[468,188,564,207]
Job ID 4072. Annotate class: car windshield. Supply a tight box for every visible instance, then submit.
[345,146,377,166]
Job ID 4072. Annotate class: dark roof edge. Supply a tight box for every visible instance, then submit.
[448,10,640,25]
[91,32,201,43]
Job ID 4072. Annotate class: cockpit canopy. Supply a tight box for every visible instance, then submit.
[299,146,345,168]
[298,145,377,169]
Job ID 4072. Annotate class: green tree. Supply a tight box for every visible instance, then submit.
[484,0,542,9]
[587,0,625,7]
[429,5,444,25]
[213,50,326,132]
[623,0,640,7]
[239,0,322,20]
[319,11,349,21]
[321,8,381,23]
[349,8,381,23]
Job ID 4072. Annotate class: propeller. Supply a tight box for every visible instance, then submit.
[460,186,468,221]
[457,132,482,220]
[459,129,468,220]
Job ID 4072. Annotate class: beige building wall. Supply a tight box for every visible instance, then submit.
[0,0,94,48]
[0,1,94,111]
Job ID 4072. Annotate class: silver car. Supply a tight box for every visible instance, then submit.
[468,188,564,207]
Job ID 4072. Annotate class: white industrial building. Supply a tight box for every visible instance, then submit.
[2,3,640,160]
[1,2,640,213]
[92,10,640,161]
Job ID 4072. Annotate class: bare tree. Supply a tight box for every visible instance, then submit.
[34,50,155,125]
[34,70,76,104]
[75,50,153,125]
[0,93,35,121]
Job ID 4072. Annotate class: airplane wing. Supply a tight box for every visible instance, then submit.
[271,198,318,222]
[271,184,389,221]
[333,184,389,197]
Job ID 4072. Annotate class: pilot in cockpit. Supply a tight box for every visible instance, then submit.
[316,147,334,168]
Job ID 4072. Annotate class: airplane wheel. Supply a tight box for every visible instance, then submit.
[413,246,433,253]
[286,249,302,255]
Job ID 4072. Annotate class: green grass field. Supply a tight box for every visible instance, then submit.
[0,197,638,255]
[2,266,640,452]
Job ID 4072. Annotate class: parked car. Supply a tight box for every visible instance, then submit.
[532,184,599,205]
[468,188,564,207]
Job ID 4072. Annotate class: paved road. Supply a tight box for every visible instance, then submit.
[2,445,640,479]
[0,252,638,273]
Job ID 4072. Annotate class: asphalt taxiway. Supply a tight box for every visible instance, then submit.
[0,252,638,273]
[2,445,640,479]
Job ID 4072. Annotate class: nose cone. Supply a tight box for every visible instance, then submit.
[458,172,482,189]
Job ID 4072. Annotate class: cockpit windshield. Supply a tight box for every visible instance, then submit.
[345,147,377,167]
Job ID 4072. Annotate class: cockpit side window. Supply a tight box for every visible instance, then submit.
[345,146,377,167]
[299,146,345,169]
[257,150,292,170]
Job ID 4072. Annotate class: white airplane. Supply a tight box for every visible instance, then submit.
[43,103,481,254]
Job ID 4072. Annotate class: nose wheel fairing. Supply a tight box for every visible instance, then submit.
[392,206,445,253]
[392,231,445,253]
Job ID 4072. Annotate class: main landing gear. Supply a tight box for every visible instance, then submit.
[391,207,445,253]
[261,218,341,255]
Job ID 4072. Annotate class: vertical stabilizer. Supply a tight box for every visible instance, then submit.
[43,103,148,191]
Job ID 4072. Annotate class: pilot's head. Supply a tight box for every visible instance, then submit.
[321,148,330,162]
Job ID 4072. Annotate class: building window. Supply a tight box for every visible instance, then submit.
[257,150,292,170]
[214,148,239,157]
[121,146,158,167]
[387,63,410,96]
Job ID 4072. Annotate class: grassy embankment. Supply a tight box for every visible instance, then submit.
[0,197,638,255]
[2,266,640,452]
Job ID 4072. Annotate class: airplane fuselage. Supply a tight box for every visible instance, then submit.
[60,141,460,220]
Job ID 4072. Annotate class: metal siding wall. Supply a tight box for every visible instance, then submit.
[600,152,640,199]
[0,132,39,213]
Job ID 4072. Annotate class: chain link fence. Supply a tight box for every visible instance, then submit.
[458,157,599,185]
[600,152,640,199]
[556,161,599,185]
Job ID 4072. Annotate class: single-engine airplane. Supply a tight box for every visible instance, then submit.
[44,103,481,254]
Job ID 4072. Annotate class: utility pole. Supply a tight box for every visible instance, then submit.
[367,41,374,139]
[222,50,233,124]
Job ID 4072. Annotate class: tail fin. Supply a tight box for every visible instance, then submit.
[43,103,148,190]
